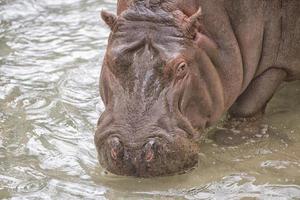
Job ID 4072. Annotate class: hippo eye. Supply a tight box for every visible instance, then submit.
[176,62,188,79]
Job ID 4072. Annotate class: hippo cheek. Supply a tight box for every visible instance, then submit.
[183,99,210,129]
[178,77,212,130]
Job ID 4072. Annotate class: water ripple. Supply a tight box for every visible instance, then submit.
[0,0,300,199]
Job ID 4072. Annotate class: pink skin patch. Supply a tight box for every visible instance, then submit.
[145,150,154,162]
[111,148,118,160]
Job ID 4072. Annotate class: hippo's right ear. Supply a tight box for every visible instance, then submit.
[101,10,117,30]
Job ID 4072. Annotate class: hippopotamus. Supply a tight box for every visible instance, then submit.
[95,0,300,177]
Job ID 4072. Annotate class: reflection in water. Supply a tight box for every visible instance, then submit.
[0,0,299,199]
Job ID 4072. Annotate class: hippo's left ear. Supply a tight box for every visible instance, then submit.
[184,7,203,38]
[101,10,117,30]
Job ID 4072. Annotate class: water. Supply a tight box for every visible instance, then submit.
[0,0,299,199]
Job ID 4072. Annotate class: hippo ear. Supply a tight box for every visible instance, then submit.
[185,7,202,38]
[101,10,117,30]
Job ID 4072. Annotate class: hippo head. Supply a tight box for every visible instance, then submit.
[95,1,224,177]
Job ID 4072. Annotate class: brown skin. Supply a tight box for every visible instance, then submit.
[96,0,300,177]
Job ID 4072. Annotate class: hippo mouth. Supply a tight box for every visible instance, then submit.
[95,128,200,177]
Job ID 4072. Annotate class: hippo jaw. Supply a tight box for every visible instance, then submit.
[96,2,224,177]
[95,129,199,177]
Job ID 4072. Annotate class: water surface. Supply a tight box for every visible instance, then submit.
[0,0,299,199]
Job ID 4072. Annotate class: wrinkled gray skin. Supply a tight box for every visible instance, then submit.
[95,0,300,177]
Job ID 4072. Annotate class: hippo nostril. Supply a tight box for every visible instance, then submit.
[145,150,154,162]
[111,148,118,160]
[109,137,123,160]
[144,140,157,162]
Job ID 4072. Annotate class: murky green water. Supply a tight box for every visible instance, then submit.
[0,0,299,199]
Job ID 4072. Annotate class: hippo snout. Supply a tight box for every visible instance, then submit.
[108,137,157,165]
[95,132,199,177]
